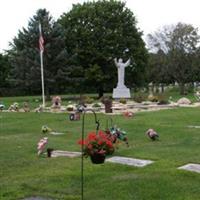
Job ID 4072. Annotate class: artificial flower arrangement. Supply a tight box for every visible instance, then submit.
[105,125,129,147]
[78,130,115,164]
[69,112,80,121]
[41,125,52,134]
[0,103,5,111]
[66,104,74,111]
[123,111,134,118]
[41,125,64,135]
[37,137,48,155]
[51,96,61,108]
[146,128,159,141]
[8,102,19,112]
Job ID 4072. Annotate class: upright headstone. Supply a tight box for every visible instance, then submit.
[112,58,131,98]
[51,96,61,108]
[101,96,112,113]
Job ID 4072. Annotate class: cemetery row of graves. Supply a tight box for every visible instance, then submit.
[1,1,200,199]
[1,90,200,113]
[1,92,200,199]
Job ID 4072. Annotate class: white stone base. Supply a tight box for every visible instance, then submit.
[112,87,131,98]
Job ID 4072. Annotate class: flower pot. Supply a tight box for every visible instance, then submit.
[47,148,54,157]
[90,153,106,164]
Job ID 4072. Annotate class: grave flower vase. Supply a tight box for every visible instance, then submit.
[90,153,106,164]
[47,148,54,158]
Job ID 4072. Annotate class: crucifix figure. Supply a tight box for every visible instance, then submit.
[114,58,131,88]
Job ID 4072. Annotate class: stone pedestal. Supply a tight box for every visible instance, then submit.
[112,86,131,98]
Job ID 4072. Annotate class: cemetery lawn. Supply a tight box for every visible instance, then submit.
[1,108,200,199]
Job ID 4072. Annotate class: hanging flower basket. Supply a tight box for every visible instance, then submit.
[78,130,114,164]
[90,152,106,164]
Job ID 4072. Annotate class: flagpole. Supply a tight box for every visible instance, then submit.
[39,23,45,108]
[40,50,45,108]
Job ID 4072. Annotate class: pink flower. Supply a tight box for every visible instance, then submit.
[37,137,48,155]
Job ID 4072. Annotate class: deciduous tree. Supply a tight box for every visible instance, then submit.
[59,0,148,97]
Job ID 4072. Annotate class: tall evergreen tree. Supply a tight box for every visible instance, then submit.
[8,9,68,96]
[0,53,10,94]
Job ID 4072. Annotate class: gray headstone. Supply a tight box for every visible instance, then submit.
[106,156,154,167]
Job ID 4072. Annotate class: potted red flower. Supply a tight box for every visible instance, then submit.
[78,130,114,164]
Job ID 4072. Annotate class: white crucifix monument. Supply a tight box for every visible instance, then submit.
[112,58,131,98]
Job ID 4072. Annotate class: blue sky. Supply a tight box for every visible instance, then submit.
[0,0,200,53]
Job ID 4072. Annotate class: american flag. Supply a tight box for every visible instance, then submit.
[39,23,44,53]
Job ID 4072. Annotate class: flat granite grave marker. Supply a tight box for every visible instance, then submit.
[178,163,200,173]
[106,156,154,167]
[187,125,200,129]
[23,197,53,200]
[51,150,81,158]
[49,132,64,135]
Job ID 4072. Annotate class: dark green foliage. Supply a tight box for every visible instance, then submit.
[157,99,169,105]
[59,0,148,97]
[119,98,127,104]
[132,92,147,103]
[8,9,68,96]
[147,23,200,95]
[0,53,10,93]
[168,23,200,94]
[147,50,171,86]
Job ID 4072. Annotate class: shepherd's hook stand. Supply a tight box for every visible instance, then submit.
[81,109,99,200]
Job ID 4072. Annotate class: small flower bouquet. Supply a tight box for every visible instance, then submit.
[146,128,159,141]
[37,137,48,155]
[66,104,74,111]
[51,96,61,108]
[69,112,80,121]
[106,126,129,147]
[78,130,114,164]
[41,125,52,134]
[123,111,134,118]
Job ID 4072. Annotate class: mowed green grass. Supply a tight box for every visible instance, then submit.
[1,108,200,200]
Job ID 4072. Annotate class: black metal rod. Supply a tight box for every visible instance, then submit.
[81,109,99,200]
[106,116,113,130]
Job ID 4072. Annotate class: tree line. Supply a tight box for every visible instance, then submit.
[0,0,200,97]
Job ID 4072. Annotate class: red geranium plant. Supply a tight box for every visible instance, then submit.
[78,130,115,157]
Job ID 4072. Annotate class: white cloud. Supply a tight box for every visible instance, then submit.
[0,0,200,53]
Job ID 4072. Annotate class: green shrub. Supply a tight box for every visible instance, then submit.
[83,96,94,104]
[157,100,169,105]
[92,103,101,108]
[148,95,158,102]
[133,93,147,103]
[119,98,127,104]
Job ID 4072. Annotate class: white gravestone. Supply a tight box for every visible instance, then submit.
[178,163,200,173]
[113,58,131,98]
[106,156,154,167]
[51,150,81,158]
